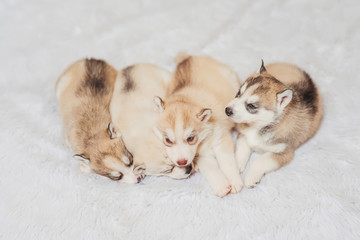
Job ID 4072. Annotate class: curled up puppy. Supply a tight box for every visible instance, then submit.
[55,58,143,183]
[110,63,193,180]
[225,61,323,188]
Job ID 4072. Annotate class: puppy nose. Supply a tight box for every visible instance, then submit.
[137,176,142,183]
[225,107,233,116]
[185,164,193,174]
[177,158,187,166]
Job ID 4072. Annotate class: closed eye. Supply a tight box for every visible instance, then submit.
[161,166,175,174]
[107,172,123,181]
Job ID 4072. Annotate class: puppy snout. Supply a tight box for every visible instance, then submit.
[137,176,143,183]
[225,107,233,116]
[177,158,188,166]
[185,164,193,174]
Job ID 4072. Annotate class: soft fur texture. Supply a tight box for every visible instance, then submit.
[1,0,359,239]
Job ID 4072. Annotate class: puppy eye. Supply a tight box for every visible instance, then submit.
[165,138,173,144]
[186,136,196,144]
[162,166,174,174]
[248,104,256,110]
[246,103,258,113]
[108,172,123,181]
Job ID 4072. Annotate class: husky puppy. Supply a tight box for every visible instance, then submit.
[225,61,323,188]
[110,63,193,179]
[153,54,243,197]
[56,58,143,183]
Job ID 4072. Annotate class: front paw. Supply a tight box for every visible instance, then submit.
[244,172,263,189]
[213,182,232,197]
[229,175,243,194]
[237,155,249,173]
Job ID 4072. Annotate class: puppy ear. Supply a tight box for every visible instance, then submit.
[277,89,293,110]
[122,151,133,166]
[260,59,267,73]
[154,96,164,113]
[197,108,212,122]
[133,164,146,175]
[73,154,92,173]
[108,122,121,139]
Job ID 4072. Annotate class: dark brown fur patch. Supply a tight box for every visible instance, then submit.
[122,66,135,92]
[259,124,274,136]
[290,71,318,115]
[170,57,192,94]
[76,58,109,97]
[245,76,267,90]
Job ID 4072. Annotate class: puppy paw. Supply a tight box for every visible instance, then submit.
[236,155,249,174]
[229,176,243,194]
[244,172,263,189]
[213,182,232,197]
[238,164,246,174]
[214,185,232,197]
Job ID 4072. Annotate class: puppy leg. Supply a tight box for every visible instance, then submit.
[197,154,232,197]
[214,133,243,194]
[236,134,252,173]
[244,149,294,188]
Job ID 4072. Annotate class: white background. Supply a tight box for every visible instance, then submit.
[0,0,359,239]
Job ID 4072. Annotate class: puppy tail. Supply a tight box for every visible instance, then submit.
[174,51,190,64]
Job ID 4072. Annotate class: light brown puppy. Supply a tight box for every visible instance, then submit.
[110,63,193,179]
[225,61,323,188]
[153,54,243,197]
[56,58,142,183]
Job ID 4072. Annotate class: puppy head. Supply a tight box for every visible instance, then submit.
[74,123,144,184]
[153,96,212,167]
[225,61,293,127]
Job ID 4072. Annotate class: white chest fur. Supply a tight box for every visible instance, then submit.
[242,128,286,154]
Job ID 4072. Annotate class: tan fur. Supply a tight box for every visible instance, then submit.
[266,63,323,148]
[56,58,141,183]
[227,62,323,188]
[110,63,193,179]
[156,55,243,197]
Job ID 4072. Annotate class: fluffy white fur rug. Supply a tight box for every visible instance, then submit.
[1,0,359,239]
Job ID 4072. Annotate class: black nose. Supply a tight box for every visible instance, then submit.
[137,176,142,183]
[225,107,233,116]
[185,164,193,174]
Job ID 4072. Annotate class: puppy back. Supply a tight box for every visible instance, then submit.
[266,63,323,148]
[174,51,190,64]
[76,58,117,98]
[57,58,117,153]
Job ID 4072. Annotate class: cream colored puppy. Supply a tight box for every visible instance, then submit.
[153,54,243,197]
[110,63,193,179]
[225,61,323,188]
[56,58,143,183]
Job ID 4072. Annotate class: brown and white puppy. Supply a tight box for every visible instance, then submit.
[110,63,193,179]
[153,54,243,197]
[56,58,143,183]
[225,61,323,188]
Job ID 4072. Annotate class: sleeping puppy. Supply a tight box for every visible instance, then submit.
[153,54,243,197]
[110,63,193,179]
[225,61,323,188]
[56,58,143,183]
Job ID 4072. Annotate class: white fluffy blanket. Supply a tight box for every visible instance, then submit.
[1,0,359,239]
